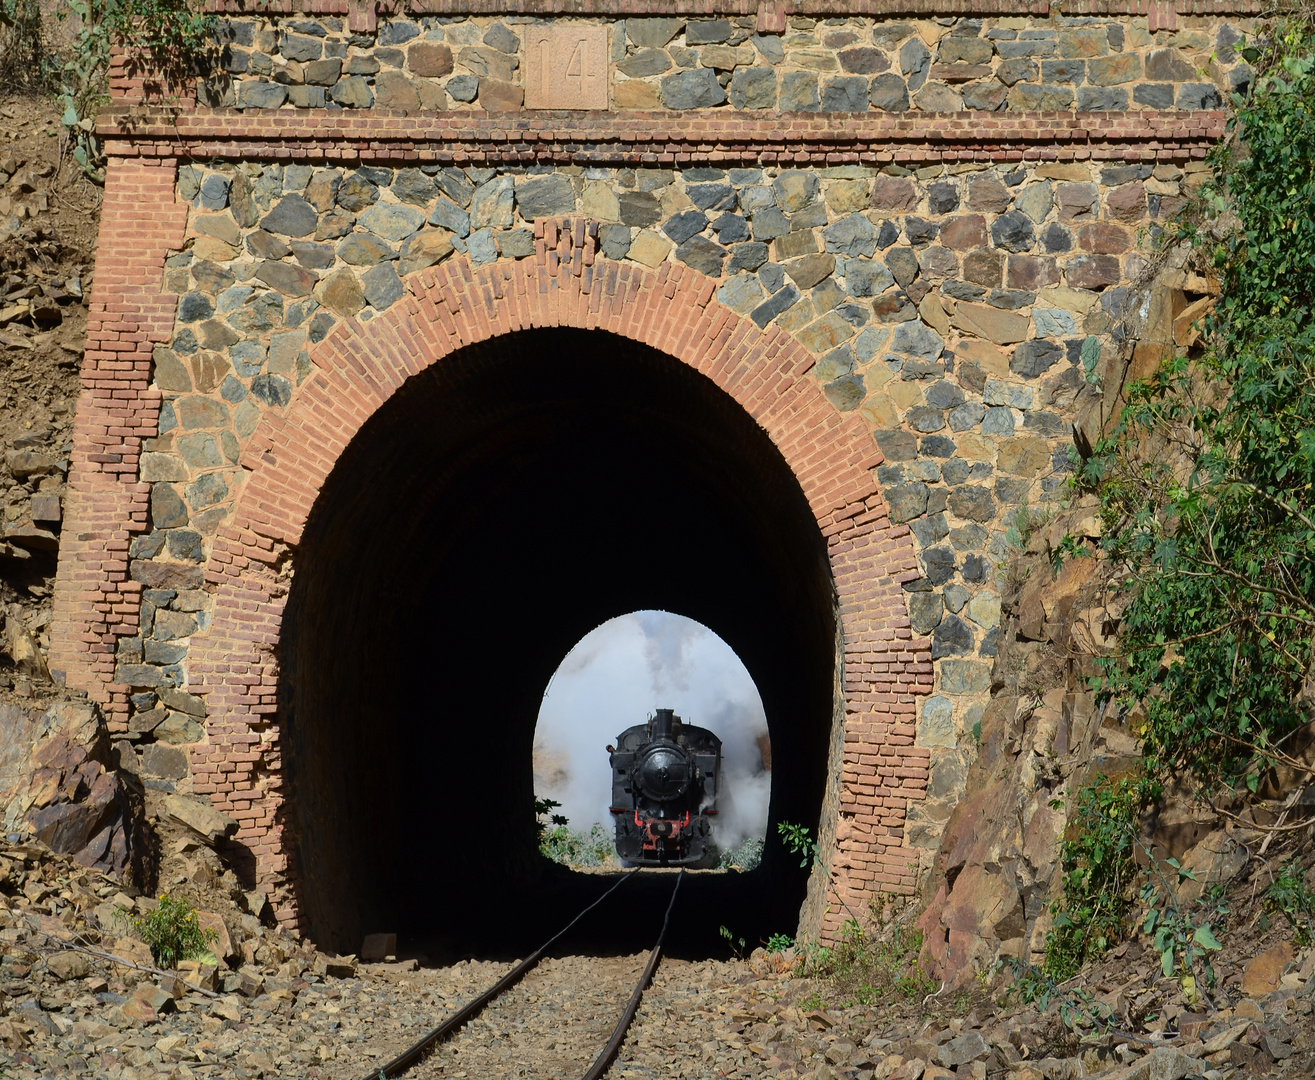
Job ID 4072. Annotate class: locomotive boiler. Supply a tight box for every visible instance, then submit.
[609,708,721,866]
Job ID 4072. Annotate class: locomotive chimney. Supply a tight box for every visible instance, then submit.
[651,708,675,739]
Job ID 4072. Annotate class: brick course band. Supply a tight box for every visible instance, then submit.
[180,238,931,936]
[199,1,1262,17]
[99,107,1226,166]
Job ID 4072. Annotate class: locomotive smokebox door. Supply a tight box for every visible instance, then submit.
[609,708,722,867]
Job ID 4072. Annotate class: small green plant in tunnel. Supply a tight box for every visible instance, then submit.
[778,820,861,926]
[534,796,568,842]
[540,821,616,867]
[719,924,747,960]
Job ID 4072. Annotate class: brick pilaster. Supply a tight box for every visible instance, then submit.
[49,157,188,731]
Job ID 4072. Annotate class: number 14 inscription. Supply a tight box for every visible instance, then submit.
[524,25,609,110]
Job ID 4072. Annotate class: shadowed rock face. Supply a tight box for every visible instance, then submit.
[280,327,839,957]
[1,701,149,881]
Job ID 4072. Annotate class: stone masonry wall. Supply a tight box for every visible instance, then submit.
[111,147,1196,863]
[190,13,1253,117]
[56,2,1245,940]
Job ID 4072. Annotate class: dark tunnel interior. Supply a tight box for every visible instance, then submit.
[279,327,841,959]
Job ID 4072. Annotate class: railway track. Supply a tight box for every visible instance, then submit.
[358,869,684,1080]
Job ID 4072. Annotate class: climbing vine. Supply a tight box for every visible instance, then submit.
[1028,15,1315,990]
[1078,17,1315,794]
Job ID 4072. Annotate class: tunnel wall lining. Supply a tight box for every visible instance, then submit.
[177,236,931,938]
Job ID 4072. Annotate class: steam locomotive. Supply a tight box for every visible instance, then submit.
[609,709,722,866]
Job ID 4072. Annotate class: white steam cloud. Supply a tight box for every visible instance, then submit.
[534,611,770,854]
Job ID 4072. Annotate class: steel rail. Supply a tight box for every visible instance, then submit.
[580,868,684,1080]
[363,868,640,1080]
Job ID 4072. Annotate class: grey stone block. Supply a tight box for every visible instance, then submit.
[869,72,909,111]
[660,68,726,108]
[260,195,318,237]
[824,214,876,257]
[675,236,726,276]
[729,66,777,109]
[237,80,288,110]
[991,210,1036,252]
[821,75,868,112]
[618,49,671,77]
[664,210,709,244]
[329,76,373,108]
[947,402,985,431]
[748,283,800,328]
[887,481,929,523]
[823,373,866,411]
[686,19,731,45]
[932,615,974,658]
[779,72,819,111]
[627,18,684,49]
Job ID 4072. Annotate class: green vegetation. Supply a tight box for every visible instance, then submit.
[1263,860,1315,945]
[718,924,747,960]
[539,821,616,867]
[1078,19,1315,794]
[534,796,616,866]
[1032,17,1315,992]
[776,823,934,1007]
[778,820,861,926]
[1038,773,1229,1006]
[0,0,215,179]
[1012,834,1227,1024]
[533,796,568,841]
[1043,775,1155,982]
[803,903,937,1008]
[130,894,218,969]
[717,835,763,871]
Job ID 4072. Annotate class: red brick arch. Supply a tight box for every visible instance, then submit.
[185,244,932,935]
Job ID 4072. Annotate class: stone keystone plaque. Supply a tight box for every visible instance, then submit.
[524,24,609,110]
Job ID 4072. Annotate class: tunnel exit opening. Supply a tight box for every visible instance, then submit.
[279,327,840,959]
[533,611,773,872]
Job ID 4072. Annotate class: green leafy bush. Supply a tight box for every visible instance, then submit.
[718,836,763,871]
[1044,775,1156,981]
[539,820,616,867]
[1140,871,1225,1004]
[131,894,218,969]
[1,0,215,180]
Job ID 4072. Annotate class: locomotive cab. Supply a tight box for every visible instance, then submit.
[609,708,722,867]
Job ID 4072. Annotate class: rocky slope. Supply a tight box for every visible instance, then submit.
[0,94,97,702]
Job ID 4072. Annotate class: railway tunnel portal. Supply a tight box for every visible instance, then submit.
[282,326,845,955]
[47,0,1239,966]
